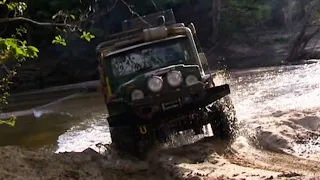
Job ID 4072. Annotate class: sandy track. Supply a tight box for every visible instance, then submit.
[151,136,320,180]
[0,137,319,180]
[228,147,320,176]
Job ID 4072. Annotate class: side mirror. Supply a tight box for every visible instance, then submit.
[198,52,209,73]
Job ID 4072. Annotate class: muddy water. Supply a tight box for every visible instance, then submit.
[0,62,320,158]
[0,92,109,152]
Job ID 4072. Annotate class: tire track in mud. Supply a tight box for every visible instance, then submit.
[243,114,320,174]
[206,106,320,178]
[224,139,320,177]
[147,131,320,179]
[145,137,283,179]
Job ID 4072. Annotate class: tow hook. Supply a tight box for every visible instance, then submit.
[139,125,147,135]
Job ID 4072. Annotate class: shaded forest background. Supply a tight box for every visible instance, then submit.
[0,0,318,92]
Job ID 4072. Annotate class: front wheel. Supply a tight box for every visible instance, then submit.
[109,124,155,159]
[207,96,239,143]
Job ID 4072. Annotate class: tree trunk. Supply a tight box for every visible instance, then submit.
[286,24,307,62]
[286,24,320,62]
[211,0,221,42]
[283,1,294,34]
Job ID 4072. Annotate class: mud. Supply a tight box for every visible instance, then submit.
[0,146,159,180]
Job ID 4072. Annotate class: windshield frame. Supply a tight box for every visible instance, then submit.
[104,35,195,80]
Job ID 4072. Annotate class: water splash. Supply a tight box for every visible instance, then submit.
[230,62,320,121]
[56,113,110,153]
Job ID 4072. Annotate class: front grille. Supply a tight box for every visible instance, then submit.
[133,83,205,115]
[161,99,181,111]
[137,91,203,115]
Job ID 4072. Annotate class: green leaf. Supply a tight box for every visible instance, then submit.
[70,14,76,20]
[1,37,39,62]
[0,0,6,5]
[26,46,39,58]
[80,31,95,42]
[15,47,25,56]
[6,2,27,14]
[28,46,39,53]
[7,2,15,10]
[4,38,19,48]
[0,117,16,127]
[52,35,67,46]
[15,26,27,37]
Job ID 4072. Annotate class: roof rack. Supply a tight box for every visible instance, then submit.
[104,9,176,41]
[96,9,177,53]
[122,9,176,31]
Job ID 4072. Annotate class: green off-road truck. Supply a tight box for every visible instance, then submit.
[96,10,238,158]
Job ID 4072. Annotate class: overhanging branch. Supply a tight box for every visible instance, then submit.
[0,17,74,28]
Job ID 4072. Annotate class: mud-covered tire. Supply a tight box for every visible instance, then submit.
[109,125,154,159]
[207,96,238,143]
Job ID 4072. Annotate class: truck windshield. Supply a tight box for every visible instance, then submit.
[108,37,192,77]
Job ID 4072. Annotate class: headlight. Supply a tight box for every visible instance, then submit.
[147,76,163,92]
[166,71,183,87]
[185,74,198,86]
[131,89,144,100]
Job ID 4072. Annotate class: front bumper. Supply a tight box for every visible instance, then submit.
[133,84,230,116]
[107,84,230,127]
